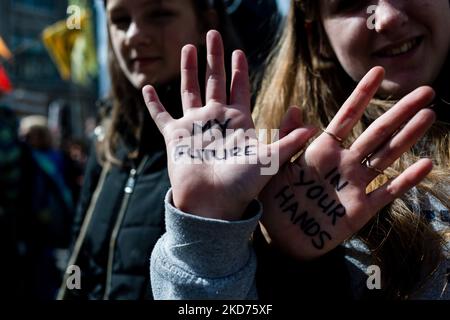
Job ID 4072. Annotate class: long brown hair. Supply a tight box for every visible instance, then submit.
[100,0,239,165]
[254,0,450,299]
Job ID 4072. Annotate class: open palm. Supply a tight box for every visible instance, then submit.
[143,31,313,221]
[260,67,435,260]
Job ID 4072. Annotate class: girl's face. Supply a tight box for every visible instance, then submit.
[107,0,204,89]
[320,0,450,98]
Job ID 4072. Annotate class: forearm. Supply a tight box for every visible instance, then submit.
[150,189,261,300]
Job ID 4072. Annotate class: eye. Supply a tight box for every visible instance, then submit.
[146,9,177,25]
[332,0,366,14]
[110,14,131,30]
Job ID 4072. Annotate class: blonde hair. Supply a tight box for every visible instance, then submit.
[254,0,450,299]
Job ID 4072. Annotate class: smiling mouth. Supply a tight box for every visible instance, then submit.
[374,36,423,58]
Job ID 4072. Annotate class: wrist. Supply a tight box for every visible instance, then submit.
[172,192,249,221]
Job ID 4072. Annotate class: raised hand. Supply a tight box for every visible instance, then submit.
[142,30,316,221]
[260,67,436,260]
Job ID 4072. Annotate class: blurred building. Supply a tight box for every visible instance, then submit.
[0,0,98,143]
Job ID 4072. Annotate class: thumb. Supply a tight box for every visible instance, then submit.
[142,85,173,133]
[272,126,318,166]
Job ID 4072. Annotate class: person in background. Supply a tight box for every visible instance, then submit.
[18,115,74,299]
[148,0,450,300]
[254,0,450,299]
[61,138,88,205]
[0,94,22,299]
[58,0,240,300]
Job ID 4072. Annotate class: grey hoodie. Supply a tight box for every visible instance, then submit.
[150,189,450,300]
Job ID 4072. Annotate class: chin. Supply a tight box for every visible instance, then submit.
[134,81,147,90]
[382,68,436,97]
[379,79,424,99]
[130,74,158,89]
[132,73,175,89]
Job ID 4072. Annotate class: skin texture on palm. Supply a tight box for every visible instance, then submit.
[260,67,436,260]
[143,30,435,261]
[143,30,315,221]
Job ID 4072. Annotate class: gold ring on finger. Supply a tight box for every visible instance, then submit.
[321,129,344,144]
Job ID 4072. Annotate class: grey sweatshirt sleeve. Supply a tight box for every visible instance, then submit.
[150,189,262,300]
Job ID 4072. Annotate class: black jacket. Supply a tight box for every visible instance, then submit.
[60,139,170,299]
[60,81,182,300]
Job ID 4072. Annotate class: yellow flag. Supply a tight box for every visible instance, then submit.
[0,36,12,60]
[42,8,97,85]
[42,20,80,80]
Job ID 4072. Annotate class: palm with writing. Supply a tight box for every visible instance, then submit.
[260,67,436,260]
[143,31,313,221]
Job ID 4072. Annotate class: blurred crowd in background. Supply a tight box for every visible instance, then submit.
[0,0,286,300]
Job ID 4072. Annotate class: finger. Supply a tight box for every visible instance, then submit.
[142,85,174,133]
[326,66,384,140]
[362,109,435,181]
[279,106,303,139]
[368,158,433,211]
[181,45,203,111]
[205,30,227,104]
[271,127,319,166]
[350,86,435,157]
[230,50,251,109]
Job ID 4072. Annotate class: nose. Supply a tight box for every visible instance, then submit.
[126,21,151,46]
[374,1,408,33]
